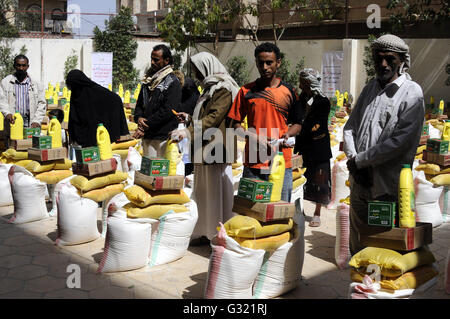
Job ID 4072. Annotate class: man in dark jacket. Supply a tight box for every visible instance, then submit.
[133,44,182,157]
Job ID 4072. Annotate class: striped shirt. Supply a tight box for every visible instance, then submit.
[14,76,31,127]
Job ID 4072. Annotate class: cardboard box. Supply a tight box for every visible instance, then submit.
[419,135,430,145]
[47,104,60,110]
[116,134,133,143]
[10,139,32,151]
[32,135,52,149]
[237,178,273,202]
[291,154,302,170]
[23,127,41,139]
[28,147,67,162]
[422,150,450,166]
[72,158,117,177]
[58,98,68,107]
[368,201,396,228]
[140,157,170,176]
[426,138,449,154]
[422,123,429,136]
[232,196,295,222]
[335,111,347,118]
[359,222,432,251]
[74,146,100,164]
[134,171,184,190]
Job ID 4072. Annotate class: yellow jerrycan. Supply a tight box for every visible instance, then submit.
[10,112,23,140]
[63,103,70,123]
[398,164,416,228]
[108,84,112,91]
[53,92,59,105]
[164,139,180,176]
[124,90,131,103]
[439,100,445,115]
[269,152,285,202]
[48,116,62,148]
[0,112,4,131]
[96,123,113,160]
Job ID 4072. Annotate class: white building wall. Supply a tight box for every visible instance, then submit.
[1,37,448,105]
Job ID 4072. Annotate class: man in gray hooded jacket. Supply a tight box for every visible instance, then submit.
[343,34,425,255]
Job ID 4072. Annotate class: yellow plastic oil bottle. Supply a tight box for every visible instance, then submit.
[62,86,68,99]
[63,103,70,123]
[48,116,62,148]
[118,84,124,98]
[398,164,416,228]
[108,84,112,91]
[10,112,23,140]
[124,90,131,104]
[96,123,113,160]
[269,152,285,202]
[0,112,4,131]
[165,139,180,176]
[439,100,445,116]
[53,92,59,105]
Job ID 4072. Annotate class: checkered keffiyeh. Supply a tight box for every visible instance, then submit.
[299,68,325,98]
[372,34,411,79]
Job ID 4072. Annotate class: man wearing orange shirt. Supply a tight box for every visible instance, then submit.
[228,42,303,202]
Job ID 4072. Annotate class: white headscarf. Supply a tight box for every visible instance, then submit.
[372,34,411,80]
[299,68,325,98]
[190,52,240,120]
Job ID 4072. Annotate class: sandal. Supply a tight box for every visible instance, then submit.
[309,215,321,227]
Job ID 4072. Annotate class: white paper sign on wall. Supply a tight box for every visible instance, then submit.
[91,52,113,88]
[321,51,344,99]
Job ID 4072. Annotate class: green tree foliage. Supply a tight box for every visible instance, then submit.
[93,6,139,90]
[363,34,386,84]
[243,0,343,45]
[0,0,19,38]
[172,51,183,71]
[387,0,450,32]
[226,56,250,87]
[0,0,27,79]
[277,52,305,89]
[158,0,243,54]
[63,49,79,81]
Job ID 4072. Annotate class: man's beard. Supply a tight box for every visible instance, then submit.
[15,70,27,81]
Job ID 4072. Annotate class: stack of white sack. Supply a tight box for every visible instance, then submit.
[99,191,198,272]
[7,165,48,224]
[55,175,101,246]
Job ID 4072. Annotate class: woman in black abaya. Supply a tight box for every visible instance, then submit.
[66,69,129,148]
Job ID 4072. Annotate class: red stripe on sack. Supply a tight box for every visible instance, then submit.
[155,177,163,190]
[97,219,111,273]
[407,228,414,250]
[204,223,227,298]
[110,158,117,171]
[266,204,274,221]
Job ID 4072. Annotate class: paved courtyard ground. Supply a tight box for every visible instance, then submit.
[0,200,449,299]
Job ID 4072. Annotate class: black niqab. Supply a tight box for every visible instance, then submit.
[180,77,199,116]
[67,69,129,147]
